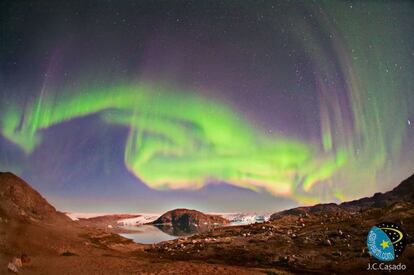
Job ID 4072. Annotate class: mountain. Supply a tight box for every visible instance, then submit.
[341,173,414,210]
[0,172,71,223]
[151,208,229,227]
[270,173,414,221]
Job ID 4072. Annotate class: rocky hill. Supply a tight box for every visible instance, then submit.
[0,172,147,274]
[269,203,346,221]
[0,172,71,223]
[341,173,414,210]
[270,173,414,221]
[151,208,229,227]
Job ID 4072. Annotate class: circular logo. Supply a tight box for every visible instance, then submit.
[367,222,407,261]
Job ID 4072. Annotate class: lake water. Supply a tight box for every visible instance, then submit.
[119,225,179,244]
[119,223,212,244]
[120,221,263,244]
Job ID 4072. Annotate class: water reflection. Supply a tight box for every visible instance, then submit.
[153,223,212,236]
[119,223,215,244]
[119,215,268,244]
[119,225,178,244]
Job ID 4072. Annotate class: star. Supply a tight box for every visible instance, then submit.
[380,240,389,250]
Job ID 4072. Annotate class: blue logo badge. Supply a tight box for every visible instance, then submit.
[367,222,406,262]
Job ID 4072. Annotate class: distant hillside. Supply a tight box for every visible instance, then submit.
[271,173,414,220]
[76,214,141,231]
[0,172,71,223]
[151,208,229,227]
[341,173,414,210]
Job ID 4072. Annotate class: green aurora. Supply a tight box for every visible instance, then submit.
[0,1,413,206]
[1,84,346,202]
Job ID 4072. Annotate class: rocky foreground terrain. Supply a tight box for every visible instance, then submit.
[147,174,414,273]
[1,171,413,274]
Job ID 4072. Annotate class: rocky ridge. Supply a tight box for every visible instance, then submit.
[151,208,229,227]
[0,172,71,223]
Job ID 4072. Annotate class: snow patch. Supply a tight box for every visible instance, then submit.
[66,212,270,225]
[66,212,116,221]
[117,213,160,225]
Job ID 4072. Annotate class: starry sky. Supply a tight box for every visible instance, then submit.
[0,1,413,213]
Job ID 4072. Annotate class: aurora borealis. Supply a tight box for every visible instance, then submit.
[2,83,341,198]
[0,1,413,212]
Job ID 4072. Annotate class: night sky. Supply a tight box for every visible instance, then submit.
[1,1,413,213]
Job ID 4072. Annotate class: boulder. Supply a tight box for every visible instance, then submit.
[7,262,19,273]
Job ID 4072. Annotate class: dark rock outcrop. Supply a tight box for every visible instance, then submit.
[151,208,229,227]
